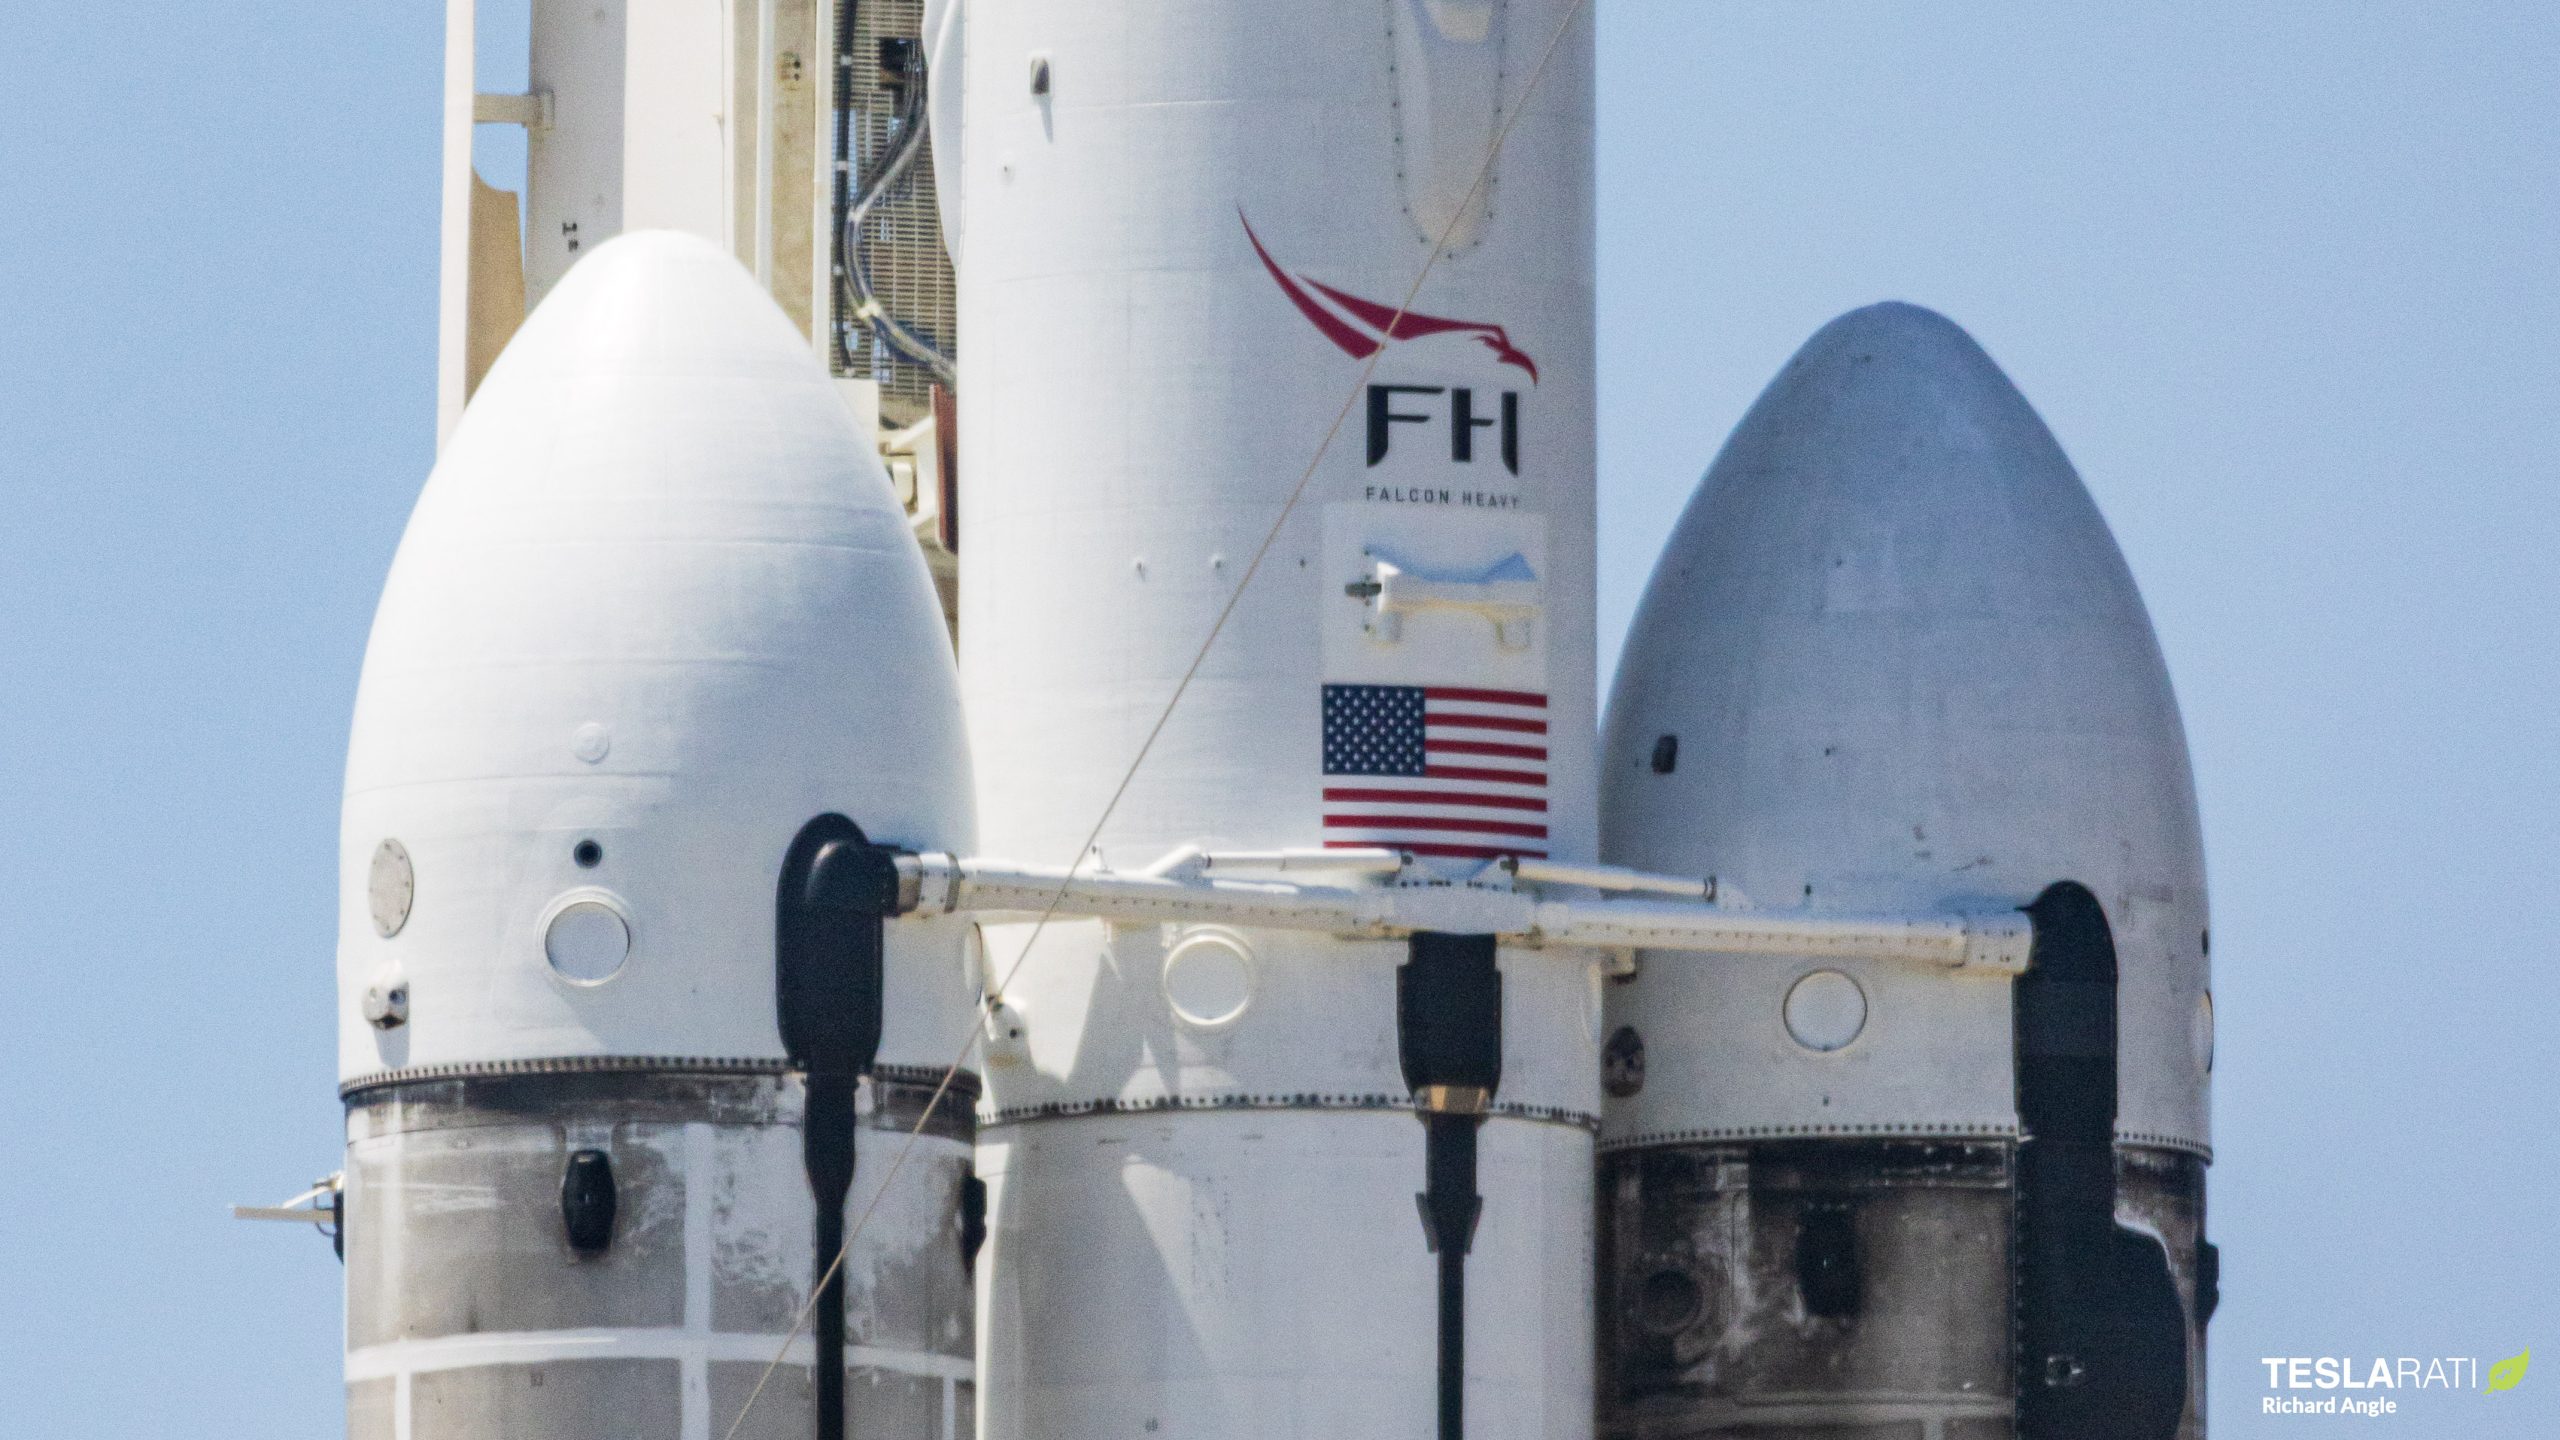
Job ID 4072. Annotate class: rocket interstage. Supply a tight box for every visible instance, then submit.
[1597,304,2215,1440]
[337,233,980,1440]
[945,1,1599,1436]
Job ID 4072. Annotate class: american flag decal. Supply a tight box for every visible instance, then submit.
[1321,683,1549,859]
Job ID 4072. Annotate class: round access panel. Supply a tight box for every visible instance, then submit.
[544,898,632,983]
[1162,929,1255,1029]
[368,839,415,938]
[1783,970,1868,1053]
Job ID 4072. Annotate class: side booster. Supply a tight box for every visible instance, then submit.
[337,233,981,1440]
[1597,305,2215,1439]
[945,3,1599,1438]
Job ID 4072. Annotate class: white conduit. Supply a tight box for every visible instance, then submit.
[893,853,2032,974]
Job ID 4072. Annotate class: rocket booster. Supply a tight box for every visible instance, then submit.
[1596,304,2214,1439]
[947,3,1600,1436]
[338,233,980,1440]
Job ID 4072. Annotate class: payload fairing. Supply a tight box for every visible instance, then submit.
[278,4,2216,1439]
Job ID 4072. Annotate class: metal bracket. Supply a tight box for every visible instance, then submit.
[473,90,556,130]
[1414,1084,1493,1116]
[233,1172,345,1260]
[231,1173,343,1227]
[891,847,2035,973]
[1355,557,1541,651]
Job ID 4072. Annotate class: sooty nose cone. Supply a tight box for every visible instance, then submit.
[1600,300,2208,1155]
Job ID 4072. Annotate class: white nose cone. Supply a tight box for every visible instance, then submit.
[339,230,974,1082]
[1601,301,2208,1153]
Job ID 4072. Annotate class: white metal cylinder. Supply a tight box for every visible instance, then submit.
[1595,302,2213,1438]
[1599,303,2210,1157]
[950,2,1598,1435]
[342,232,978,1440]
[955,0,1597,872]
[977,1110,1593,1436]
[344,232,974,1083]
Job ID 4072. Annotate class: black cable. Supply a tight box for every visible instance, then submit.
[839,47,957,386]
[1399,933,1502,1440]
[1424,1114,1481,1440]
[776,818,893,1440]
[828,0,860,374]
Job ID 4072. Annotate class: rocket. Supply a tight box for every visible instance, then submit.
[1595,304,2215,1440]
[949,3,1598,1436]
[334,234,981,1439]
[269,5,2213,1439]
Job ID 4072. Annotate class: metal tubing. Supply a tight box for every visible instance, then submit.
[891,852,2030,971]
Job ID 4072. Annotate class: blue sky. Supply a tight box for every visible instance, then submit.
[1,3,2552,1435]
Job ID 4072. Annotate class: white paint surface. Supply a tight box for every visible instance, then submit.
[342,229,975,1076]
[1601,302,2211,1154]
[951,3,1598,1435]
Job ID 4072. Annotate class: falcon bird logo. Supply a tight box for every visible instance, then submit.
[1242,212,1539,384]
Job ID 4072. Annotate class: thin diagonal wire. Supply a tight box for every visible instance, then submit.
[980,0,1590,1014]
[720,6,1589,1435]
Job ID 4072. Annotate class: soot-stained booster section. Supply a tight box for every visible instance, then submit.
[951,4,1601,1439]
[1597,304,2214,1439]
[334,234,981,1440]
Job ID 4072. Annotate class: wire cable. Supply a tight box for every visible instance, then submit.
[841,49,959,385]
[827,0,863,373]
[719,5,1590,1435]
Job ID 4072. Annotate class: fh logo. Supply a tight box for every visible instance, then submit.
[1366,384,1518,474]
[1243,211,1532,474]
